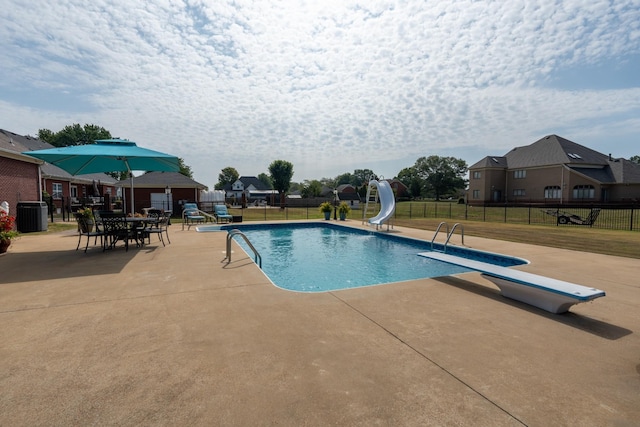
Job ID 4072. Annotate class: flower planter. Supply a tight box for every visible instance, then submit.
[79,219,94,233]
[0,239,10,254]
[323,212,331,220]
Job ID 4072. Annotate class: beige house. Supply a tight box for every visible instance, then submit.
[468,135,640,204]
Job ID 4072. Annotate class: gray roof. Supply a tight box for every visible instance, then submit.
[505,135,609,168]
[121,171,206,189]
[469,156,508,169]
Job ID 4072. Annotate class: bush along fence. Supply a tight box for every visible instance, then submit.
[393,202,640,232]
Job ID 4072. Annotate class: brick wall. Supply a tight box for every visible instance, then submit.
[0,157,40,215]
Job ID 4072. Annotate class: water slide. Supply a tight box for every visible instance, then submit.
[368,180,396,226]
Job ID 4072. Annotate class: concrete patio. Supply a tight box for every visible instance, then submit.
[1,222,638,426]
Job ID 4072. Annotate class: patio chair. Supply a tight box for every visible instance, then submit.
[144,211,171,246]
[213,204,233,223]
[100,213,131,251]
[75,214,104,253]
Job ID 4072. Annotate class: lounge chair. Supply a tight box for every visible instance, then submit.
[214,204,233,223]
[181,203,215,230]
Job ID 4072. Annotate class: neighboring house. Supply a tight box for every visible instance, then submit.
[0,130,43,215]
[224,176,275,205]
[120,171,207,214]
[468,134,640,204]
[1,129,118,214]
[387,179,409,199]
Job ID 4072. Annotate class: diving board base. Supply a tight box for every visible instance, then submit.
[481,274,585,314]
[417,251,605,314]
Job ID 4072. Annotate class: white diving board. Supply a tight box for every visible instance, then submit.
[418,252,606,314]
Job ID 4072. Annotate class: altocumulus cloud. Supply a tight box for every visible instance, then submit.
[1,0,639,185]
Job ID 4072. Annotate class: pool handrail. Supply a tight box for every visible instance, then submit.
[443,223,464,251]
[431,222,449,250]
[225,229,262,268]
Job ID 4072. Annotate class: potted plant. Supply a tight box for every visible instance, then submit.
[0,211,19,254]
[337,201,351,221]
[76,207,95,232]
[319,202,333,220]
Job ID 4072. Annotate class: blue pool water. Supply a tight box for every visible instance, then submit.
[200,223,527,292]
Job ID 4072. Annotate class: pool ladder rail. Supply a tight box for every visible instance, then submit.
[431,222,464,252]
[225,229,262,268]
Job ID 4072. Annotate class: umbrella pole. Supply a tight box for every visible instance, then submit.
[126,161,135,216]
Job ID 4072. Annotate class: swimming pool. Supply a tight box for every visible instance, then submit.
[199,222,527,292]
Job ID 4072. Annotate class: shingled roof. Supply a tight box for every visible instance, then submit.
[121,171,206,189]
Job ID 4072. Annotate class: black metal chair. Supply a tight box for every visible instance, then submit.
[100,213,130,251]
[144,211,171,246]
[75,214,104,253]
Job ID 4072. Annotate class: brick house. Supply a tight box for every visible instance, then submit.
[468,135,640,204]
[0,132,42,216]
[2,129,119,213]
[120,171,207,215]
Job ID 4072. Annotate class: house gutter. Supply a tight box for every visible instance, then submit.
[0,147,44,164]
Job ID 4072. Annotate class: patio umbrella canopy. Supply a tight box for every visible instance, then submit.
[24,139,180,215]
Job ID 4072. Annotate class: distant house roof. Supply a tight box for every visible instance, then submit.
[469,134,640,184]
[121,171,206,189]
[224,176,272,192]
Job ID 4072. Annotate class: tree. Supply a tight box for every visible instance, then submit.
[397,166,422,199]
[257,173,273,189]
[215,167,239,190]
[301,180,323,198]
[631,155,640,164]
[178,158,193,178]
[352,169,376,186]
[413,155,468,200]
[335,172,353,186]
[38,123,111,147]
[268,160,294,208]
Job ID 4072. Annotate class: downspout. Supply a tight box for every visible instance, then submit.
[560,165,564,204]
[38,169,43,201]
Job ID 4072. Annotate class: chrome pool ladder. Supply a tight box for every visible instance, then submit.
[225,229,262,268]
[431,222,464,252]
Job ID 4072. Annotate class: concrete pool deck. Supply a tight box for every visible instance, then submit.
[0,221,638,426]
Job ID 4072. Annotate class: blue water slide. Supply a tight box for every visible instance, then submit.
[368,180,396,226]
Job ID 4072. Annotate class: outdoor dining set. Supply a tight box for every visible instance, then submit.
[75,209,171,253]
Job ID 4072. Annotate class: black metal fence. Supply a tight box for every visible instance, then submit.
[395,202,640,232]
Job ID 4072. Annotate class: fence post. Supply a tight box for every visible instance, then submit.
[631,206,635,231]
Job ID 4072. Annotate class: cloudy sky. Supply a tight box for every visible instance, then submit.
[1,0,639,187]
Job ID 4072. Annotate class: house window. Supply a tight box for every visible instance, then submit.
[573,185,595,199]
[513,189,525,196]
[544,186,561,199]
[472,171,481,179]
[52,182,63,199]
[472,190,480,199]
[514,170,526,179]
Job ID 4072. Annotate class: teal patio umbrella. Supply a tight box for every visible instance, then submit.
[24,139,180,215]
